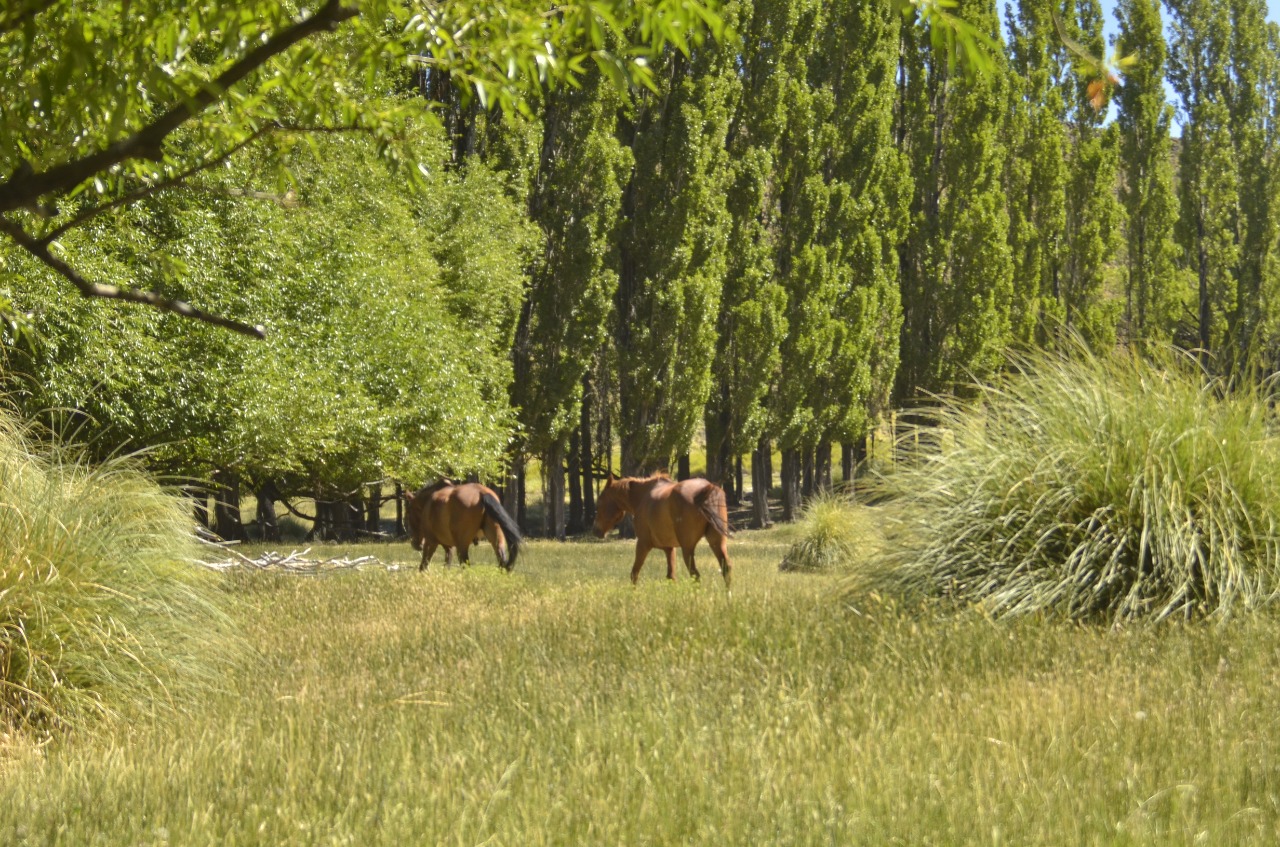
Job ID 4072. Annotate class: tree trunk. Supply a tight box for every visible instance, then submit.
[503,454,527,534]
[733,455,744,506]
[213,475,246,542]
[395,483,405,536]
[365,484,382,534]
[256,483,281,542]
[801,446,815,498]
[781,448,802,522]
[677,453,691,480]
[751,438,772,528]
[841,442,854,490]
[568,428,584,534]
[581,373,595,521]
[545,441,566,540]
[816,439,832,492]
[188,486,210,530]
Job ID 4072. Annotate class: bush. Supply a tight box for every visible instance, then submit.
[780,492,862,573]
[864,347,1280,622]
[0,415,234,737]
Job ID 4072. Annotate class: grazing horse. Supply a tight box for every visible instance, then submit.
[592,473,732,589]
[405,480,522,572]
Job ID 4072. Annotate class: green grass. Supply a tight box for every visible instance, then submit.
[867,346,1280,622]
[4,530,1280,844]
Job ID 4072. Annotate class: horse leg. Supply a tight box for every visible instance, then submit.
[630,540,653,585]
[681,543,701,582]
[705,528,732,590]
[663,547,676,581]
[419,542,438,572]
[444,546,455,567]
[457,541,471,567]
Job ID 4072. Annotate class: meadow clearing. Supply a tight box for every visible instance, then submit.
[4,522,1280,846]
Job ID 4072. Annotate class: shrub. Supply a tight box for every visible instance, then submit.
[0,414,234,737]
[863,347,1280,622]
[780,492,862,573]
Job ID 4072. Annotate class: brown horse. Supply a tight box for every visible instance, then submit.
[405,480,522,571]
[592,473,732,589]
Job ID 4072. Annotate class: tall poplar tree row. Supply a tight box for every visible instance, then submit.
[895,0,1015,404]
[770,0,907,517]
[613,43,738,474]
[512,76,632,538]
[1060,0,1125,345]
[704,0,793,520]
[1166,0,1240,364]
[1114,0,1182,350]
[1004,0,1070,343]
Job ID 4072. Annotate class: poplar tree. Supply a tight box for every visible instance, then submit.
[704,0,794,506]
[895,0,1015,403]
[1224,0,1280,371]
[1166,0,1239,364]
[1115,0,1181,349]
[1005,0,1070,342]
[771,0,908,514]
[513,76,631,537]
[1006,0,1122,347]
[614,43,737,474]
[1060,0,1124,346]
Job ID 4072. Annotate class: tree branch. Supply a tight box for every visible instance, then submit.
[0,217,267,338]
[0,0,359,215]
[39,126,278,244]
[40,122,375,243]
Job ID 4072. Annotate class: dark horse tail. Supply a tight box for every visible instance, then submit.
[480,491,523,571]
[697,484,733,538]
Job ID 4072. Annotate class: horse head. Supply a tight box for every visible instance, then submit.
[592,473,629,537]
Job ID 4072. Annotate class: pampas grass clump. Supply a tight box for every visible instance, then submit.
[0,414,233,737]
[780,492,861,573]
[867,347,1280,622]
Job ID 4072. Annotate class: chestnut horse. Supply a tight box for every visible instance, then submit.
[592,473,732,588]
[405,480,521,571]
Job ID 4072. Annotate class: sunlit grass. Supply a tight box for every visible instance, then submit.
[3,528,1280,842]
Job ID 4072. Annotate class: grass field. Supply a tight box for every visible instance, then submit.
[4,524,1280,845]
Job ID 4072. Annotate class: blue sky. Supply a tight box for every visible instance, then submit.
[1001,0,1280,132]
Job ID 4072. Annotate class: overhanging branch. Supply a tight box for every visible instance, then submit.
[0,0,359,215]
[0,217,267,338]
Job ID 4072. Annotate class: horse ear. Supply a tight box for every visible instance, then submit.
[606,471,616,483]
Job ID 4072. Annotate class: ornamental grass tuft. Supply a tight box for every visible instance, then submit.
[779,491,861,573]
[863,346,1280,622]
[0,413,234,738]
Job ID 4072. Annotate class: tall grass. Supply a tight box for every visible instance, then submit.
[779,491,862,573]
[6,538,1280,843]
[865,346,1280,621]
[0,414,233,737]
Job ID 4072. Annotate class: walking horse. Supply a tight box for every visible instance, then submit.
[592,473,732,589]
[405,479,522,571]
